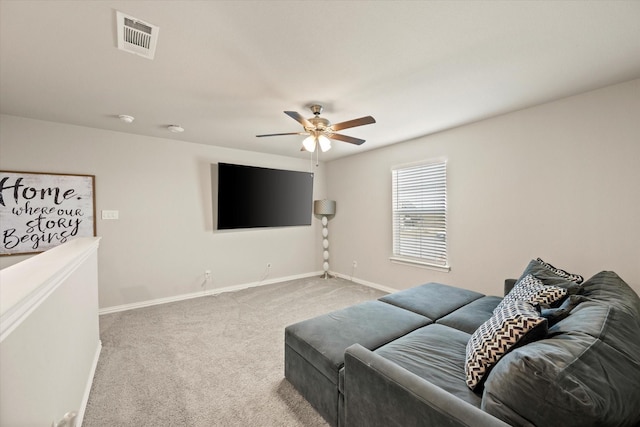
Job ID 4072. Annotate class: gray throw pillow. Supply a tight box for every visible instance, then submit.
[535,257,584,284]
[540,294,584,327]
[517,259,583,296]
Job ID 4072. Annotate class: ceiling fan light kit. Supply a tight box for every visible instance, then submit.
[257,104,375,154]
[302,133,332,153]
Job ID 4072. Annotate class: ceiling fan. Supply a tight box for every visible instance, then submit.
[256,104,376,152]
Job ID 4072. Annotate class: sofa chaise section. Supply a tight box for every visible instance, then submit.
[284,300,431,426]
[284,283,488,427]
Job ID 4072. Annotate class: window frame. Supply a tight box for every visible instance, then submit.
[390,159,450,272]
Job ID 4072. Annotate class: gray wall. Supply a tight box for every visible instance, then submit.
[326,79,640,296]
[2,79,638,306]
[0,117,327,309]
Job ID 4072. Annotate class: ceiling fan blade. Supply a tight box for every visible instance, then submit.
[328,133,365,145]
[256,132,307,137]
[330,116,376,131]
[284,111,313,128]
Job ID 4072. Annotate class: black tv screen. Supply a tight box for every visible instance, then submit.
[214,163,314,230]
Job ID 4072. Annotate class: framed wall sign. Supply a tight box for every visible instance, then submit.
[0,171,96,256]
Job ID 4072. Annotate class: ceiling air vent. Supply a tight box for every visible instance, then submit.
[116,11,159,60]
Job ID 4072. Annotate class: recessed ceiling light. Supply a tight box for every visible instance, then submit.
[168,125,184,133]
[118,114,135,123]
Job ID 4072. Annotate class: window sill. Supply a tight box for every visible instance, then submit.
[389,256,451,273]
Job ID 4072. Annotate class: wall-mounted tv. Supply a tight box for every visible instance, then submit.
[213,163,314,230]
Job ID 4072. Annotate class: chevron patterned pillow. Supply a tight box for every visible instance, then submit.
[535,258,584,284]
[494,274,567,314]
[465,300,547,390]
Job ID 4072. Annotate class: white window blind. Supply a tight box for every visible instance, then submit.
[391,160,449,270]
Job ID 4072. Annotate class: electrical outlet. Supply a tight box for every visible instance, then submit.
[352,260,357,268]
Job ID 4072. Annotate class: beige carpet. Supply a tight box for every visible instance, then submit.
[83,277,386,426]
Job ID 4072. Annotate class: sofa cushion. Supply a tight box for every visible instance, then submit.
[465,300,547,390]
[285,300,431,385]
[373,324,482,407]
[494,274,567,314]
[579,270,640,316]
[481,271,640,427]
[436,296,502,334]
[379,282,484,320]
[535,257,584,283]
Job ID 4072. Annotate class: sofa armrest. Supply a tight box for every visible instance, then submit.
[344,344,510,427]
[504,278,517,296]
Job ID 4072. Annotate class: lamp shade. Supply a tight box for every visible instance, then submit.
[314,199,336,216]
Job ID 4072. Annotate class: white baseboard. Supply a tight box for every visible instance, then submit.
[77,339,102,427]
[99,272,324,315]
[99,271,399,316]
[332,272,398,294]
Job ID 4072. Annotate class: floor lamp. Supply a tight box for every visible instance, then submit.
[314,199,336,279]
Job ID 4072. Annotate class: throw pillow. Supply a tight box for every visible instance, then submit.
[494,274,567,314]
[540,294,584,327]
[535,258,584,284]
[465,300,547,390]
[516,260,583,296]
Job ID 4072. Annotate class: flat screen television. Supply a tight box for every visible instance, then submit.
[213,163,314,230]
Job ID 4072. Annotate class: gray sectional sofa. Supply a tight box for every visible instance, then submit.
[284,260,640,427]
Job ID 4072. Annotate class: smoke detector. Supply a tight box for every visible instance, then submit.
[118,114,135,123]
[168,125,184,133]
[116,11,159,60]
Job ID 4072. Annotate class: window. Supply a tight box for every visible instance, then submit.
[391,160,449,271]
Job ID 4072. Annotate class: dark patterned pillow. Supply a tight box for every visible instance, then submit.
[494,274,567,314]
[516,260,582,296]
[465,300,547,390]
[536,258,584,284]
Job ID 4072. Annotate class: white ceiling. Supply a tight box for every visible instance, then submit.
[1,1,639,161]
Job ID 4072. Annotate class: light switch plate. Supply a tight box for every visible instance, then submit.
[101,210,119,220]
